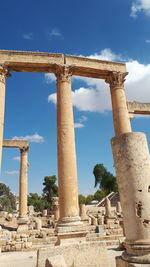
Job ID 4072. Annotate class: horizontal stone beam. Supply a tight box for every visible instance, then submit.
[65,55,126,78]
[3,139,29,149]
[127,101,150,115]
[0,50,126,79]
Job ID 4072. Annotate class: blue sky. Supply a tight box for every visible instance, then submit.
[1,0,150,196]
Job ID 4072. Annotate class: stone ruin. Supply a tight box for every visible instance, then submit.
[0,50,150,266]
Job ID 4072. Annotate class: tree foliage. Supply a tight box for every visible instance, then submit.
[85,195,94,204]
[28,193,49,212]
[42,175,58,203]
[78,194,86,204]
[94,190,107,201]
[93,164,118,193]
[28,175,59,212]
[0,183,16,212]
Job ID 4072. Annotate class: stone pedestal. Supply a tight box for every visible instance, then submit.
[112,132,150,265]
[17,216,28,232]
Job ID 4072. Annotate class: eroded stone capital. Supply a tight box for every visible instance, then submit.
[20,146,29,153]
[105,71,128,89]
[55,64,74,83]
[0,64,10,83]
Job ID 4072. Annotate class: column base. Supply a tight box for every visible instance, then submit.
[17,215,29,232]
[116,256,150,266]
[56,216,87,245]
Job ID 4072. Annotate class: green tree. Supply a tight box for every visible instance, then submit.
[28,193,49,212]
[0,183,16,212]
[94,190,107,201]
[43,175,58,204]
[93,164,118,194]
[78,194,86,204]
[85,195,94,204]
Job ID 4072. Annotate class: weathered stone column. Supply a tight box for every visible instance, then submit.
[19,147,29,218]
[112,132,150,265]
[0,65,10,169]
[106,72,131,136]
[55,65,80,225]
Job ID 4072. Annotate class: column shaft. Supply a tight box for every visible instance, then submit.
[106,72,131,136]
[19,148,28,217]
[0,65,9,168]
[56,65,79,223]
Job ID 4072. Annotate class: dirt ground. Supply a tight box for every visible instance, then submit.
[0,246,123,267]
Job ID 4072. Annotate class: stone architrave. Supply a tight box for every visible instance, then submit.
[112,132,150,265]
[0,65,10,168]
[19,147,29,218]
[105,72,131,136]
[55,65,80,226]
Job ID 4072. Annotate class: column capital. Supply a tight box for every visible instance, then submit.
[20,146,29,153]
[55,64,74,83]
[105,71,128,89]
[0,64,11,83]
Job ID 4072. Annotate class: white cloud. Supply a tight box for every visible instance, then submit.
[74,123,84,128]
[23,33,33,40]
[12,133,44,143]
[146,40,150,43]
[78,115,87,122]
[131,0,150,17]
[45,73,56,83]
[49,28,62,37]
[4,170,19,175]
[46,48,150,117]
[12,156,20,161]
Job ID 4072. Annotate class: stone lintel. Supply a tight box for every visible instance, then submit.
[3,139,29,149]
[65,55,126,79]
[127,101,150,115]
[0,50,126,79]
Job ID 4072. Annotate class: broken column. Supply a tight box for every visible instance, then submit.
[116,201,122,214]
[18,146,29,231]
[104,197,116,224]
[0,65,10,169]
[107,72,150,265]
[112,133,150,265]
[79,204,89,223]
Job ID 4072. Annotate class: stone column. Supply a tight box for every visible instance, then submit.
[55,65,80,225]
[112,132,150,265]
[79,204,88,223]
[0,65,10,169]
[19,147,29,218]
[105,197,112,218]
[116,201,122,213]
[106,72,131,136]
